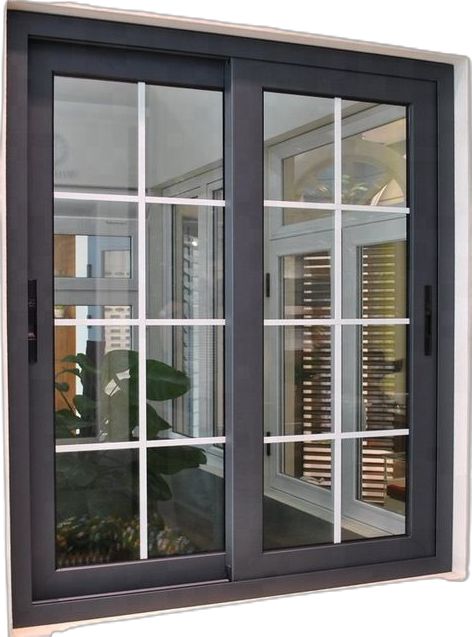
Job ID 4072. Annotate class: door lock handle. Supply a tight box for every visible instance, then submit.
[28,280,38,363]
[424,285,433,356]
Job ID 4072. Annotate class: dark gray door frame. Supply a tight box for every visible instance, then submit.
[227,55,448,580]
[28,37,227,603]
[6,9,454,628]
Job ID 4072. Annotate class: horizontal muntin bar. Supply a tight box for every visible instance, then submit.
[56,436,226,453]
[264,318,410,326]
[54,192,226,207]
[264,200,409,214]
[56,441,140,453]
[263,429,409,444]
[147,436,225,448]
[146,196,225,207]
[54,192,138,202]
[146,318,226,326]
[55,319,140,326]
[55,318,226,326]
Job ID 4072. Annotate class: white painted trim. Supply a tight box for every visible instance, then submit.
[452,55,471,581]
[55,436,226,452]
[137,82,148,560]
[146,436,225,448]
[56,441,141,453]
[55,318,226,326]
[333,98,343,544]
[265,200,332,210]
[340,429,409,439]
[264,199,409,214]
[263,318,409,326]
[54,318,139,326]
[146,319,226,326]
[341,204,409,214]
[263,430,409,444]
[265,434,334,443]
[6,1,465,65]
[54,192,226,207]
[146,196,225,207]
[54,191,138,202]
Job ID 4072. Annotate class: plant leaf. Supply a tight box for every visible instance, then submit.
[146,403,171,438]
[146,359,190,401]
[62,353,97,374]
[55,409,88,438]
[149,446,206,475]
[147,472,172,502]
[73,394,96,419]
[59,367,82,379]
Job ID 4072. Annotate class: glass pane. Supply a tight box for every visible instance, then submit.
[342,211,407,318]
[265,327,332,436]
[54,326,138,444]
[342,102,407,207]
[341,436,407,541]
[54,77,138,194]
[264,209,333,319]
[264,441,333,549]
[54,200,138,314]
[146,204,223,319]
[264,92,334,203]
[283,209,330,226]
[55,305,133,320]
[55,234,131,279]
[147,444,224,556]
[146,327,224,439]
[56,449,139,567]
[146,86,223,197]
[342,325,408,432]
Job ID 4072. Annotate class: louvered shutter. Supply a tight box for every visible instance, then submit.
[296,241,405,504]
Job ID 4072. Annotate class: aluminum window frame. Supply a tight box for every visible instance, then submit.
[5,9,454,628]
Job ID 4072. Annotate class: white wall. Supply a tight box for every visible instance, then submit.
[0,1,470,637]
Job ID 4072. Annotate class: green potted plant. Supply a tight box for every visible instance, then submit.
[55,349,206,565]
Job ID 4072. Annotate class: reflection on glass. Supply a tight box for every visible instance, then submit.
[282,208,331,226]
[146,85,223,197]
[341,436,407,541]
[342,211,407,318]
[147,444,224,557]
[54,234,131,278]
[282,250,332,320]
[54,326,137,443]
[342,325,407,432]
[146,327,224,439]
[264,209,333,319]
[54,77,138,194]
[342,102,407,207]
[54,200,137,313]
[264,441,335,549]
[55,449,139,567]
[54,305,134,320]
[146,204,223,319]
[264,92,334,203]
[265,327,332,436]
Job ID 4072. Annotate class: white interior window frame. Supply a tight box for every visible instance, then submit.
[157,166,225,465]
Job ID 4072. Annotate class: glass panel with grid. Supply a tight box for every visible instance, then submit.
[263,93,409,547]
[53,77,225,565]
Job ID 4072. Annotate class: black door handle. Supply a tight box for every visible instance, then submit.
[424,285,432,356]
[28,279,38,363]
